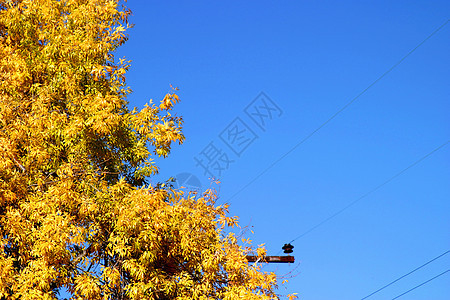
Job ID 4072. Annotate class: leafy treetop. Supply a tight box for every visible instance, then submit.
[0,0,281,299]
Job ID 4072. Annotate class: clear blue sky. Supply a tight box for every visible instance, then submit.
[114,1,450,299]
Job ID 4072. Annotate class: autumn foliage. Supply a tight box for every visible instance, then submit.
[0,0,278,299]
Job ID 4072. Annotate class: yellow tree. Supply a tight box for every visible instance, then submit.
[0,0,279,299]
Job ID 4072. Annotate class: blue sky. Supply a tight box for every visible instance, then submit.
[113,1,450,299]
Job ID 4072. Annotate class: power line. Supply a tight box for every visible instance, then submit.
[227,19,449,203]
[361,250,450,299]
[391,269,450,300]
[287,140,449,243]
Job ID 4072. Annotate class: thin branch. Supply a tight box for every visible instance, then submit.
[11,155,26,173]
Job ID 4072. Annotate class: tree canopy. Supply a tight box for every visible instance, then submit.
[0,0,279,299]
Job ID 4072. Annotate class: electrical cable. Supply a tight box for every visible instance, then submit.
[286,140,449,244]
[226,19,449,203]
[390,269,450,300]
[361,250,450,299]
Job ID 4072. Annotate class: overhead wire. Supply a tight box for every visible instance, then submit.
[227,19,449,204]
[361,250,450,299]
[390,269,450,300]
[286,140,449,244]
[239,17,450,299]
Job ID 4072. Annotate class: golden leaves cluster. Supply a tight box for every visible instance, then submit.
[0,0,278,299]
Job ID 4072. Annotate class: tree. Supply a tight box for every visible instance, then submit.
[0,0,278,299]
